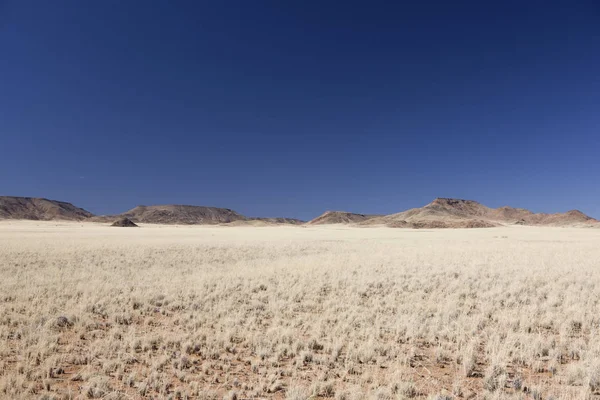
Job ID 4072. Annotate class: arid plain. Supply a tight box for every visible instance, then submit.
[2,221,600,399]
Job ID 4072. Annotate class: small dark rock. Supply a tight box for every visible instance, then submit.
[111,218,138,227]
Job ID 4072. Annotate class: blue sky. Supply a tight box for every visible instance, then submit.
[1,1,599,220]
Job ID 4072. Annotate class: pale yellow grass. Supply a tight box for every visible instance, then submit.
[1,221,600,399]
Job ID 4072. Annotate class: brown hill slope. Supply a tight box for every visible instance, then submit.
[363,198,596,228]
[515,209,594,226]
[0,196,93,221]
[307,211,381,225]
[91,205,247,225]
[250,217,304,225]
[224,217,305,227]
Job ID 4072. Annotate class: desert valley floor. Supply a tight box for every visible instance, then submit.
[1,221,600,399]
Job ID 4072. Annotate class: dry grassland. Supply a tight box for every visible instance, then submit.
[1,221,600,399]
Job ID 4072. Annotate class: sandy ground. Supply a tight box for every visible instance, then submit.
[1,221,600,399]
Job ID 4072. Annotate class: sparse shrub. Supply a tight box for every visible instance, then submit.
[483,365,506,392]
[459,341,477,377]
[567,363,586,386]
[83,376,111,398]
[451,380,463,397]
[286,385,309,400]
[335,390,350,400]
[394,381,417,398]
[434,346,452,364]
[53,316,73,329]
[589,363,600,392]
[321,382,335,397]
[301,350,313,363]
[308,338,324,351]
[429,395,452,400]
[512,375,523,391]
[197,390,219,400]
[372,386,392,399]
[223,391,238,400]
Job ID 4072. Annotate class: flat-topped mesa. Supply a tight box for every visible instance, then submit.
[114,204,247,225]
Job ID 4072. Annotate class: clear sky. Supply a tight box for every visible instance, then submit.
[1,1,599,220]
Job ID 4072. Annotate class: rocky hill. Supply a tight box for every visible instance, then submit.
[111,217,138,227]
[307,211,382,225]
[362,198,596,228]
[0,196,93,221]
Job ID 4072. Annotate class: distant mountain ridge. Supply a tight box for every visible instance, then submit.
[0,196,93,221]
[0,196,597,228]
[359,198,596,228]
